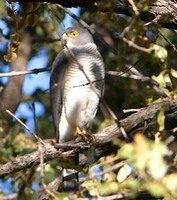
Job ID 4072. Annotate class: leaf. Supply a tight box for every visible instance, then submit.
[21,3,34,13]
[97,181,119,196]
[32,2,41,11]
[82,179,100,196]
[9,43,19,52]
[150,44,168,62]
[146,182,166,197]
[163,174,177,197]
[3,52,17,62]
[10,33,22,43]
[157,107,165,131]
[147,152,167,179]
[6,7,16,20]
[171,69,177,78]
[117,164,133,182]
[16,18,27,30]
[26,14,39,27]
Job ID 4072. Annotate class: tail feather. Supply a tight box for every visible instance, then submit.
[63,169,78,192]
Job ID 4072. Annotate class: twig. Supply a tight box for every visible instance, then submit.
[158,29,177,53]
[56,4,117,54]
[0,67,50,77]
[144,15,161,26]
[65,45,118,123]
[119,18,137,38]
[56,4,93,34]
[31,102,39,134]
[128,0,139,15]
[79,161,126,183]
[39,143,45,187]
[106,68,168,97]
[30,102,45,187]
[6,110,45,145]
[0,193,17,200]
[17,167,36,199]
[122,37,150,53]
[116,59,142,77]
[123,108,140,113]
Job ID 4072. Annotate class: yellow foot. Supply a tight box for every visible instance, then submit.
[75,127,95,143]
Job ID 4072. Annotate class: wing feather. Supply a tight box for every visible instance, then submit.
[50,51,68,141]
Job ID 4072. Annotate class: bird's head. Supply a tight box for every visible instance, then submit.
[60,27,94,48]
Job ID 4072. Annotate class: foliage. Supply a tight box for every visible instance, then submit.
[0,0,177,199]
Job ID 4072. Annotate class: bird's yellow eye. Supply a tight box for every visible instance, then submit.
[69,31,79,38]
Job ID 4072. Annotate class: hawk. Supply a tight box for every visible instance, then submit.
[50,27,105,192]
[50,27,105,143]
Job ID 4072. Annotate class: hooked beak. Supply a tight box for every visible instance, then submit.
[61,33,68,46]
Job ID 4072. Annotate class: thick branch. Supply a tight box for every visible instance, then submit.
[7,0,96,7]
[7,0,177,29]
[0,98,177,178]
[114,0,177,30]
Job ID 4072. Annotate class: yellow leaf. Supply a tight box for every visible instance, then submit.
[163,174,177,197]
[97,182,119,196]
[3,52,17,62]
[157,108,165,132]
[26,14,39,27]
[6,7,16,20]
[16,18,27,30]
[10,33,22,43]
[150,44,168,62]
[32,2,41,11]
[9,43,19,52]
[117,164,132,182]
[146,182,166,197]
[21,3,34,13]
[171,69,177,79]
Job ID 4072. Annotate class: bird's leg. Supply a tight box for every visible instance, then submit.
[75,126,95,143]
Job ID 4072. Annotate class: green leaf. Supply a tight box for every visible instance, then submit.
[150,44,168,62]
[97,182,119,196]
[146,182,166,197]
[157,107,165,131]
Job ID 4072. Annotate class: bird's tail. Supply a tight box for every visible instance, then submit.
[62,168,78,192]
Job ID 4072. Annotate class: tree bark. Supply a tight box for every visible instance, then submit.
[0,32,32,138]
[7,0,177,30]
[0,98,176,178]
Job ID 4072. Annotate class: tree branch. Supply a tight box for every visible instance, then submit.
[0,98,177,178]
[0,67,50,78]
[7,0,177,30]
[7,0,96,7]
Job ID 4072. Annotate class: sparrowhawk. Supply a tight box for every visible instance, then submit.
[50,27,105,143]
[50,27,105,192]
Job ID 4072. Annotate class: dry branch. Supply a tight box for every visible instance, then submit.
[0,67,50,78]
[0,98,177,178]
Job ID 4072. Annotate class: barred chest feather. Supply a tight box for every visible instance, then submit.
[63,43,105,129]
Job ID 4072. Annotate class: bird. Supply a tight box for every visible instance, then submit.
[50,26,105,191]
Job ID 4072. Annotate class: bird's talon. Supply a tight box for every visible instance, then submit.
[75,127,95,143]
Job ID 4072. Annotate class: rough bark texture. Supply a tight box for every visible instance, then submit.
[7,0,177,29]
[8,0,96,7]
[0,98,176,178]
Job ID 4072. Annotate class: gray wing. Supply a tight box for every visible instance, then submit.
[50,50,68,142]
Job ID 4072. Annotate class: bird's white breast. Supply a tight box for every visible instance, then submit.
[63,43,104,130]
